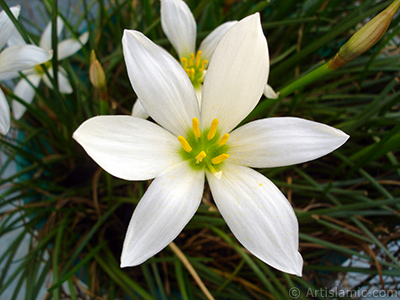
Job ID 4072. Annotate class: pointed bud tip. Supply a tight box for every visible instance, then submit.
[90,50,97,63]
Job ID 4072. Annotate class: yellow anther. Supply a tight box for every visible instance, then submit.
[180,57,188,69]
[190,68,195,79]
[192,117,201,138]
[195,51,202,67]
[199,60,208,72]
[207,119,219,140]
[185,68,191,77]
[218,133,230,146]
[195,151,207,164]
[211,153,230,165]
[189,53,195,66]
[178,136,192,153]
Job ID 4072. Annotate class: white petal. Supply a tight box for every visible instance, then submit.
[0,71,19,81]
[200,13,270,134]
[0,89,10,135]
[131,99,149,119]
[122,30,199,136]
[198,21,238,61]
[229,117,349,168]
[264,83,279,99]
[0,45,51,77]
[42,67,72,93]
[121,162,204,267]
[73,116,182,181]
[58,32,89,60]
[57,67,73,93]
[194,85,202,106]
[12,74,42,120]
[161,0,196,58]
[7,27,26,47]
[0,6,20,49]
[207,163,303,276]
[39,16,64,50]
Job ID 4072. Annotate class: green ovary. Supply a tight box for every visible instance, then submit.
[34,61,52,75]
[178,118,230,174]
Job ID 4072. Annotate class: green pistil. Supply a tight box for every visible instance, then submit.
[34,61,52,75]
[178,118,229,174]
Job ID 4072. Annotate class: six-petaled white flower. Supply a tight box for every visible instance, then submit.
[0,6,52,134]
[73,14,349,276]
[8,16,89,120]
[132,0,239,118]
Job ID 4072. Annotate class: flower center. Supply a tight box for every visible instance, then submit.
[180,51,208,88]
[34,61,52,75]
[178,117,229,179]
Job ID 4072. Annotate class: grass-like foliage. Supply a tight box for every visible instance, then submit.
[0,0,399,299]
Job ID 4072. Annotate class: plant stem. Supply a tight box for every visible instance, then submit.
[169,242,215,300]
[278,62,333,98]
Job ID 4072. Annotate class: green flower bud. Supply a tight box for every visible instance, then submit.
[329,0,400,70]
[89,50,107,96]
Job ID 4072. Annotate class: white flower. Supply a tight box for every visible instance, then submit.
[132,0,239,118]
[9,16,89,120]
[0,6,52,134]
[73,14,349,276]
[132,0,279,119]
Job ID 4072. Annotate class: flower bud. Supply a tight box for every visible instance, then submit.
[89,50,107,95]
[328,0,400,70]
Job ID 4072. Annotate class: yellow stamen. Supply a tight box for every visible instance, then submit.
[195,51,202,67]
[195,151,207,164]
[199,60,208,72]
[185,69,191,77]
[190,68,195,80]
[192,117,201,138]
[211,153,229,165]
[180,57,188,69]
[207,119,219,140]
[218,133,230,146]
[178,136,192,153]
[189,53,195,66]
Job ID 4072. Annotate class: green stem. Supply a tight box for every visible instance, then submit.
[99,95,108,115]
[278,62,333,98]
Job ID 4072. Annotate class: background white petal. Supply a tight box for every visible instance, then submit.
[12,74,42,120]
[73,116,182,181]
[200,13,270,134]
[0,45,51,77]
[0,89,10,135]
[57,67,73,93]
[7,27,26,47]
[229,117,349,168]
[199,21,238,61]
[131,99,149,119]
[58,32,89,60]
[207,163,303,276]
[41,67,73,93]
[161,0,196,58]
[122,30,199,137]
[0,71,19,81]
[39,16,64,50]
[0,6,20,49]
[264,83,279,99]
[121,162,205,267]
